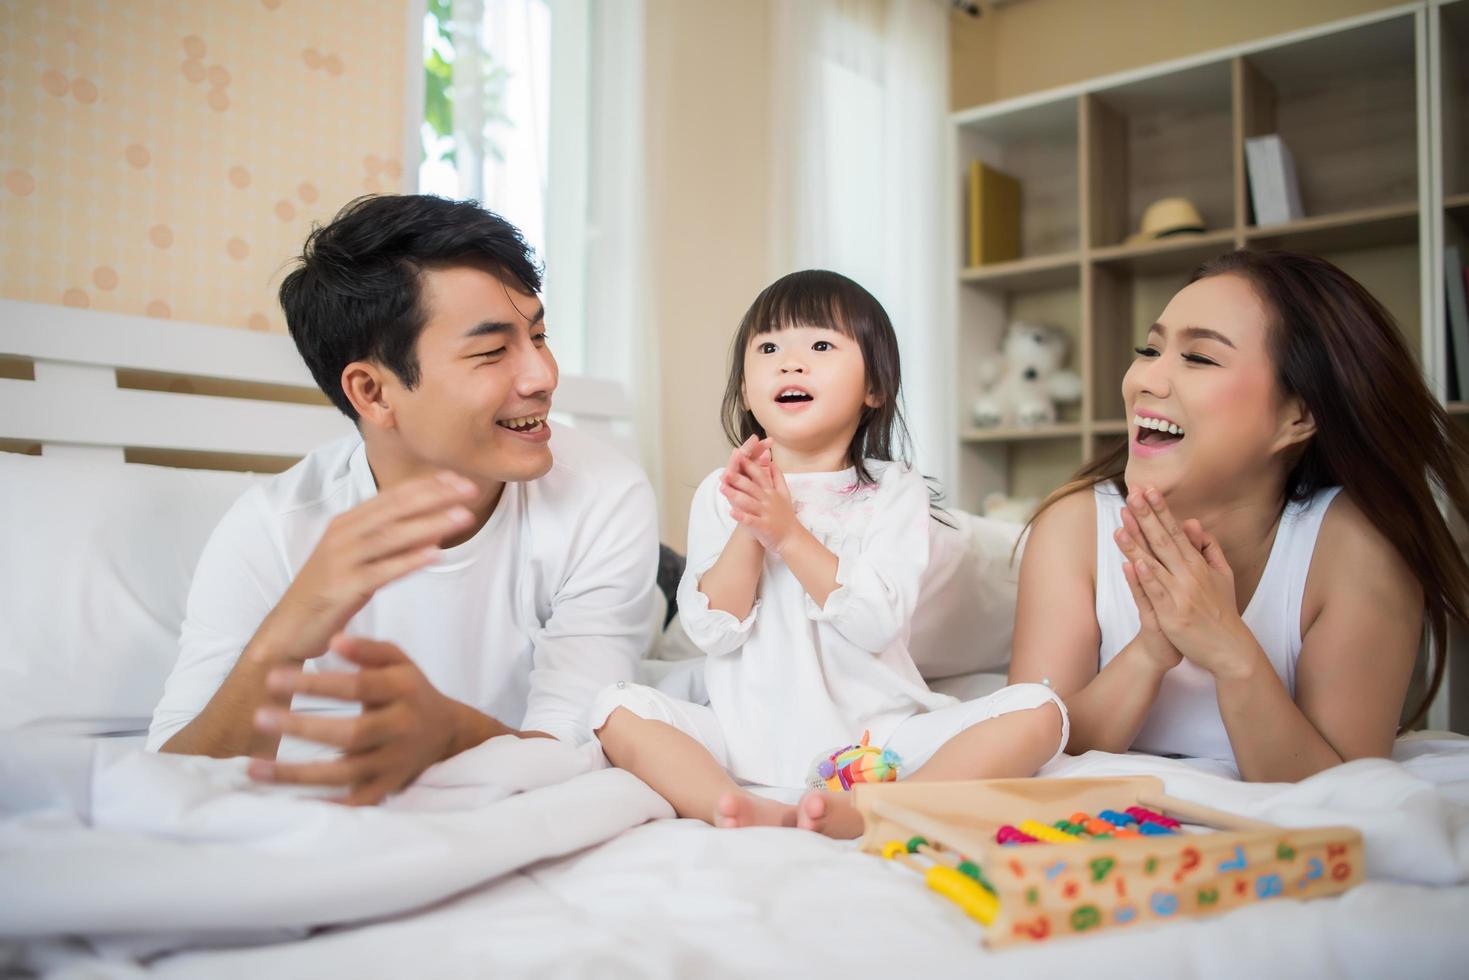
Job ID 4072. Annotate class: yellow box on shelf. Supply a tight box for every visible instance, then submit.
[968,161,1021,268]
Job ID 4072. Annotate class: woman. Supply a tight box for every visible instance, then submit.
[1009,249,1469,781]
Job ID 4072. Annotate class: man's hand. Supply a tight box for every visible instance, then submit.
[247,635,462,805]
[254,471,481,667]
[159,471,492,762]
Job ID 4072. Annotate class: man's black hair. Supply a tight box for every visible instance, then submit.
[279,194,542,420]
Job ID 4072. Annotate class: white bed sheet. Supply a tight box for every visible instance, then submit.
[15,734,1466,980]
[0,731,671,976]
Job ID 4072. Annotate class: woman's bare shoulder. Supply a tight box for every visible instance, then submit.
[1305,491,1421,626]
[1023,486,1097,579]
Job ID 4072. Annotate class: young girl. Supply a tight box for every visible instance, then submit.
[594,269,1067,838]
[1009,250,1469,782]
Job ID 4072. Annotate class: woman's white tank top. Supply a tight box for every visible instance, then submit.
[1094,483,1342,763]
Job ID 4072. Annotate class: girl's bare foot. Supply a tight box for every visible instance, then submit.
[794,790,866,839]
[714,790,798,828]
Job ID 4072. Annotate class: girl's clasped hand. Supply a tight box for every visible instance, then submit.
[719,434,799,554]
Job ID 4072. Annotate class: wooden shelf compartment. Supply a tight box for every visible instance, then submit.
[957,97,1081,262]
[1317,241,1424,362]
[956,437,1085,513]
[1082,61,1235,251]
[1239,16,1418,222]
[956,276,1085,443]
[1442,1,1469,199]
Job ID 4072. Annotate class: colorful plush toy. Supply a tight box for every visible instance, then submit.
[808,731,902,791]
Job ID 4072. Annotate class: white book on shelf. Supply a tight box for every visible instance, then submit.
[1245,135,1304,226]
[1278,139,1304,223]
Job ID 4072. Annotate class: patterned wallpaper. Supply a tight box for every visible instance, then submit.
[0,0,410,334]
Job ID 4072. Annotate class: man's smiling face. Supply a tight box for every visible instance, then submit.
[378,264,559,485]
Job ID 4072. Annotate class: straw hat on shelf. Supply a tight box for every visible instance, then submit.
[1124,197,1208,245]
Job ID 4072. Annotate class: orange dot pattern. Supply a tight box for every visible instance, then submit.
[361,153,405,194]
[41,70,70,97]
[5,171,36,197]
[302,48,346,77]
[0,2,410,331]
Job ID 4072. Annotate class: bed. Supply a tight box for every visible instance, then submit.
[2,300,1467,978]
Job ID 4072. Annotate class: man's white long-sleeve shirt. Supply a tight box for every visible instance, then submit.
[147,424,658,754]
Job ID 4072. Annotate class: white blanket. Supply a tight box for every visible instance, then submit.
[3,734,1467,978]
[0,732,671,969]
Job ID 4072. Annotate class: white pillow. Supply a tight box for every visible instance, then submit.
[0,452,258,732]
[910,509,1023,679]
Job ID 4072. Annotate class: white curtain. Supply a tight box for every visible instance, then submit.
[432,0,553,254]
[578,0,659,485]
[768,0,952,490]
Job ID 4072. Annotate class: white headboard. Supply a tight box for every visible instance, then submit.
[0,298,633,469]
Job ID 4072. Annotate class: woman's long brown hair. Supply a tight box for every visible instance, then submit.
[1028,249,1469,729]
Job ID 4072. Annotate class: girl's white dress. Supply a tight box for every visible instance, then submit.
[593,460,1066,787]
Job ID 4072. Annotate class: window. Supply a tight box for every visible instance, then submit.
[418,0,592,375]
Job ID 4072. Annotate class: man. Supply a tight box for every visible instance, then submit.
[148,195,658,805]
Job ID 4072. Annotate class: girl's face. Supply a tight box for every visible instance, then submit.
[742,323,878,460]
[1122,273,1313,501]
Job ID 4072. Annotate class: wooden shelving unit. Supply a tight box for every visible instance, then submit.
[946,0,1469,731]
[949,6,1441,507]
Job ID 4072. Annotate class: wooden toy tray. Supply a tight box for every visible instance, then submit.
[854,776,1363,948]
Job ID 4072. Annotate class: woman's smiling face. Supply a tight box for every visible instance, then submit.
[1123,273,1312,501]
